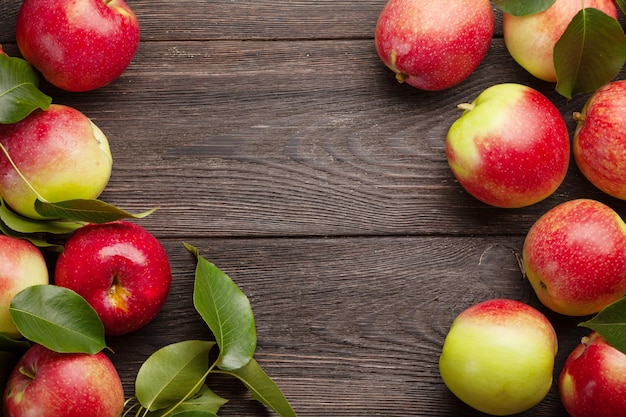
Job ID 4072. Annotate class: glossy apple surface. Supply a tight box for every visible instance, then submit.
[523,199,626,316]
[446,83,569,208]
[0,235,49,338]
[574,80,626,199]
[375,0,494,91]
[560,331,626,417]
[503,0,618,82]
[439,298,558,416]
[0,104,112,220]
[54,220,172,336]
[16,0,140,92]
[3,344,124,417]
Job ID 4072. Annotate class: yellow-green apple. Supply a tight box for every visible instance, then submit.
[15,0,140,92]
[54,220,172,336]
[559,331,626,417]
[374,0,494,91]
[523,199,626,316]
[0,235,49,338]
[3,344,124,417]
[439,298,558,416]
[0,104,112,220]
[573,80,626,199]
[503,0,618,82]
[446,83,569,208]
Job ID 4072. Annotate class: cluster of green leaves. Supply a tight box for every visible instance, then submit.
[494,0,626,98]
[1,243,296,417]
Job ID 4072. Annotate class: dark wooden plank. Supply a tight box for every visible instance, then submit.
[107,236,586,416]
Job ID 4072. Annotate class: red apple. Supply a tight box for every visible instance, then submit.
[503,0,618,82]
[439,299,558,415]
[559,331,626,417]
[54,220,172,336]
[0,235,49,338]
[573,80,626,199]
[374,0,494,91]
[0,104,113,220]
[523,199,626,316]
[3,344,124,417]
[15,0,140,92]
[446,83,570,208]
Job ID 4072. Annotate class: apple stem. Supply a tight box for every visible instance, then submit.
[395,72,408,84]
[581,336,590,347]
[457,103,475,111]
[18,366,36,380]
[573,111,585,123]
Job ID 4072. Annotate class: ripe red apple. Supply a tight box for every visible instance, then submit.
[573,80,626,199]
[559,331,626,417]
[54,220,172,336]
[439,299,558,415]
[0,104,113,220]
[15,0,140,92]
[374,0,494,91]
[3,344,124,417]
[446,83,570,208]
[503,0,618,82]
[0,235,49,338]
[523,199,626,316]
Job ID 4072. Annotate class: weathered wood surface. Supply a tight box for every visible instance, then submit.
[2,1,626,416]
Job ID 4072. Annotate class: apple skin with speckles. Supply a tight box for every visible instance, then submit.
[54,221,172,336]
[559,331,626,417]
[374,0,494,91]
[503,0,618,82]
[439,298,558,415]
[15,0,140,92]
[574,80,626,199]
[523,199,626,316]
[446,83,570,208]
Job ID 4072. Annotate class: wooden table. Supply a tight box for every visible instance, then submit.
[2,2,626,416]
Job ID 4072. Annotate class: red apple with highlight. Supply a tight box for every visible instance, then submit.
[54,220,172,336]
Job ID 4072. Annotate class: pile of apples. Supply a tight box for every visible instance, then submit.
[0,1,174,416]
[376,0,626,416]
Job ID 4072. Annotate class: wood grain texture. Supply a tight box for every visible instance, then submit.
[1,1,625,416]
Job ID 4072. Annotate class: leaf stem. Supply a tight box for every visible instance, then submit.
[0,143,49,203]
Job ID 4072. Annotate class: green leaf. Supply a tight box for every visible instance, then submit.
[0,218,64,250]
[171,412,218,417]
[169,385,226,415]
[135,340,216,412]
[0,55,51,124]
[579,297,626,353]
[617,0,626,16]
[0,333,30,352]
[554,8,626,99]
[219,359,297,417]
[0,196,83,235]
[493,0,555,16]
[9,285,106,354]
[34,198,157,223]
[185,242,257,371]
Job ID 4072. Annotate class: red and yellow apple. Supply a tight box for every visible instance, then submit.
[0,235,49,339]
[0,104,113,220]
[439,298,558,415]
[573,80,626,199]
[503,0,618,82]
[374,0,494,91]
[16,0,140,92]
[3,344,124,417]
[54,220,172,336]
[446,83,569,208]
[559,331,626,417]
[523,199,626,316]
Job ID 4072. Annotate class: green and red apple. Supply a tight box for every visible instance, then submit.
[3,344,124,417]
[16,0,140,92]
[374,0,494,91]
[573,80,626,199]
[54,221,172,336]
[439,298,558,416]
[0,104,112,220]
[503,0,618,82]
[523,199,626,316]
[0,235,49,339]
[560,331,626,417]
[446,83,569,208]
